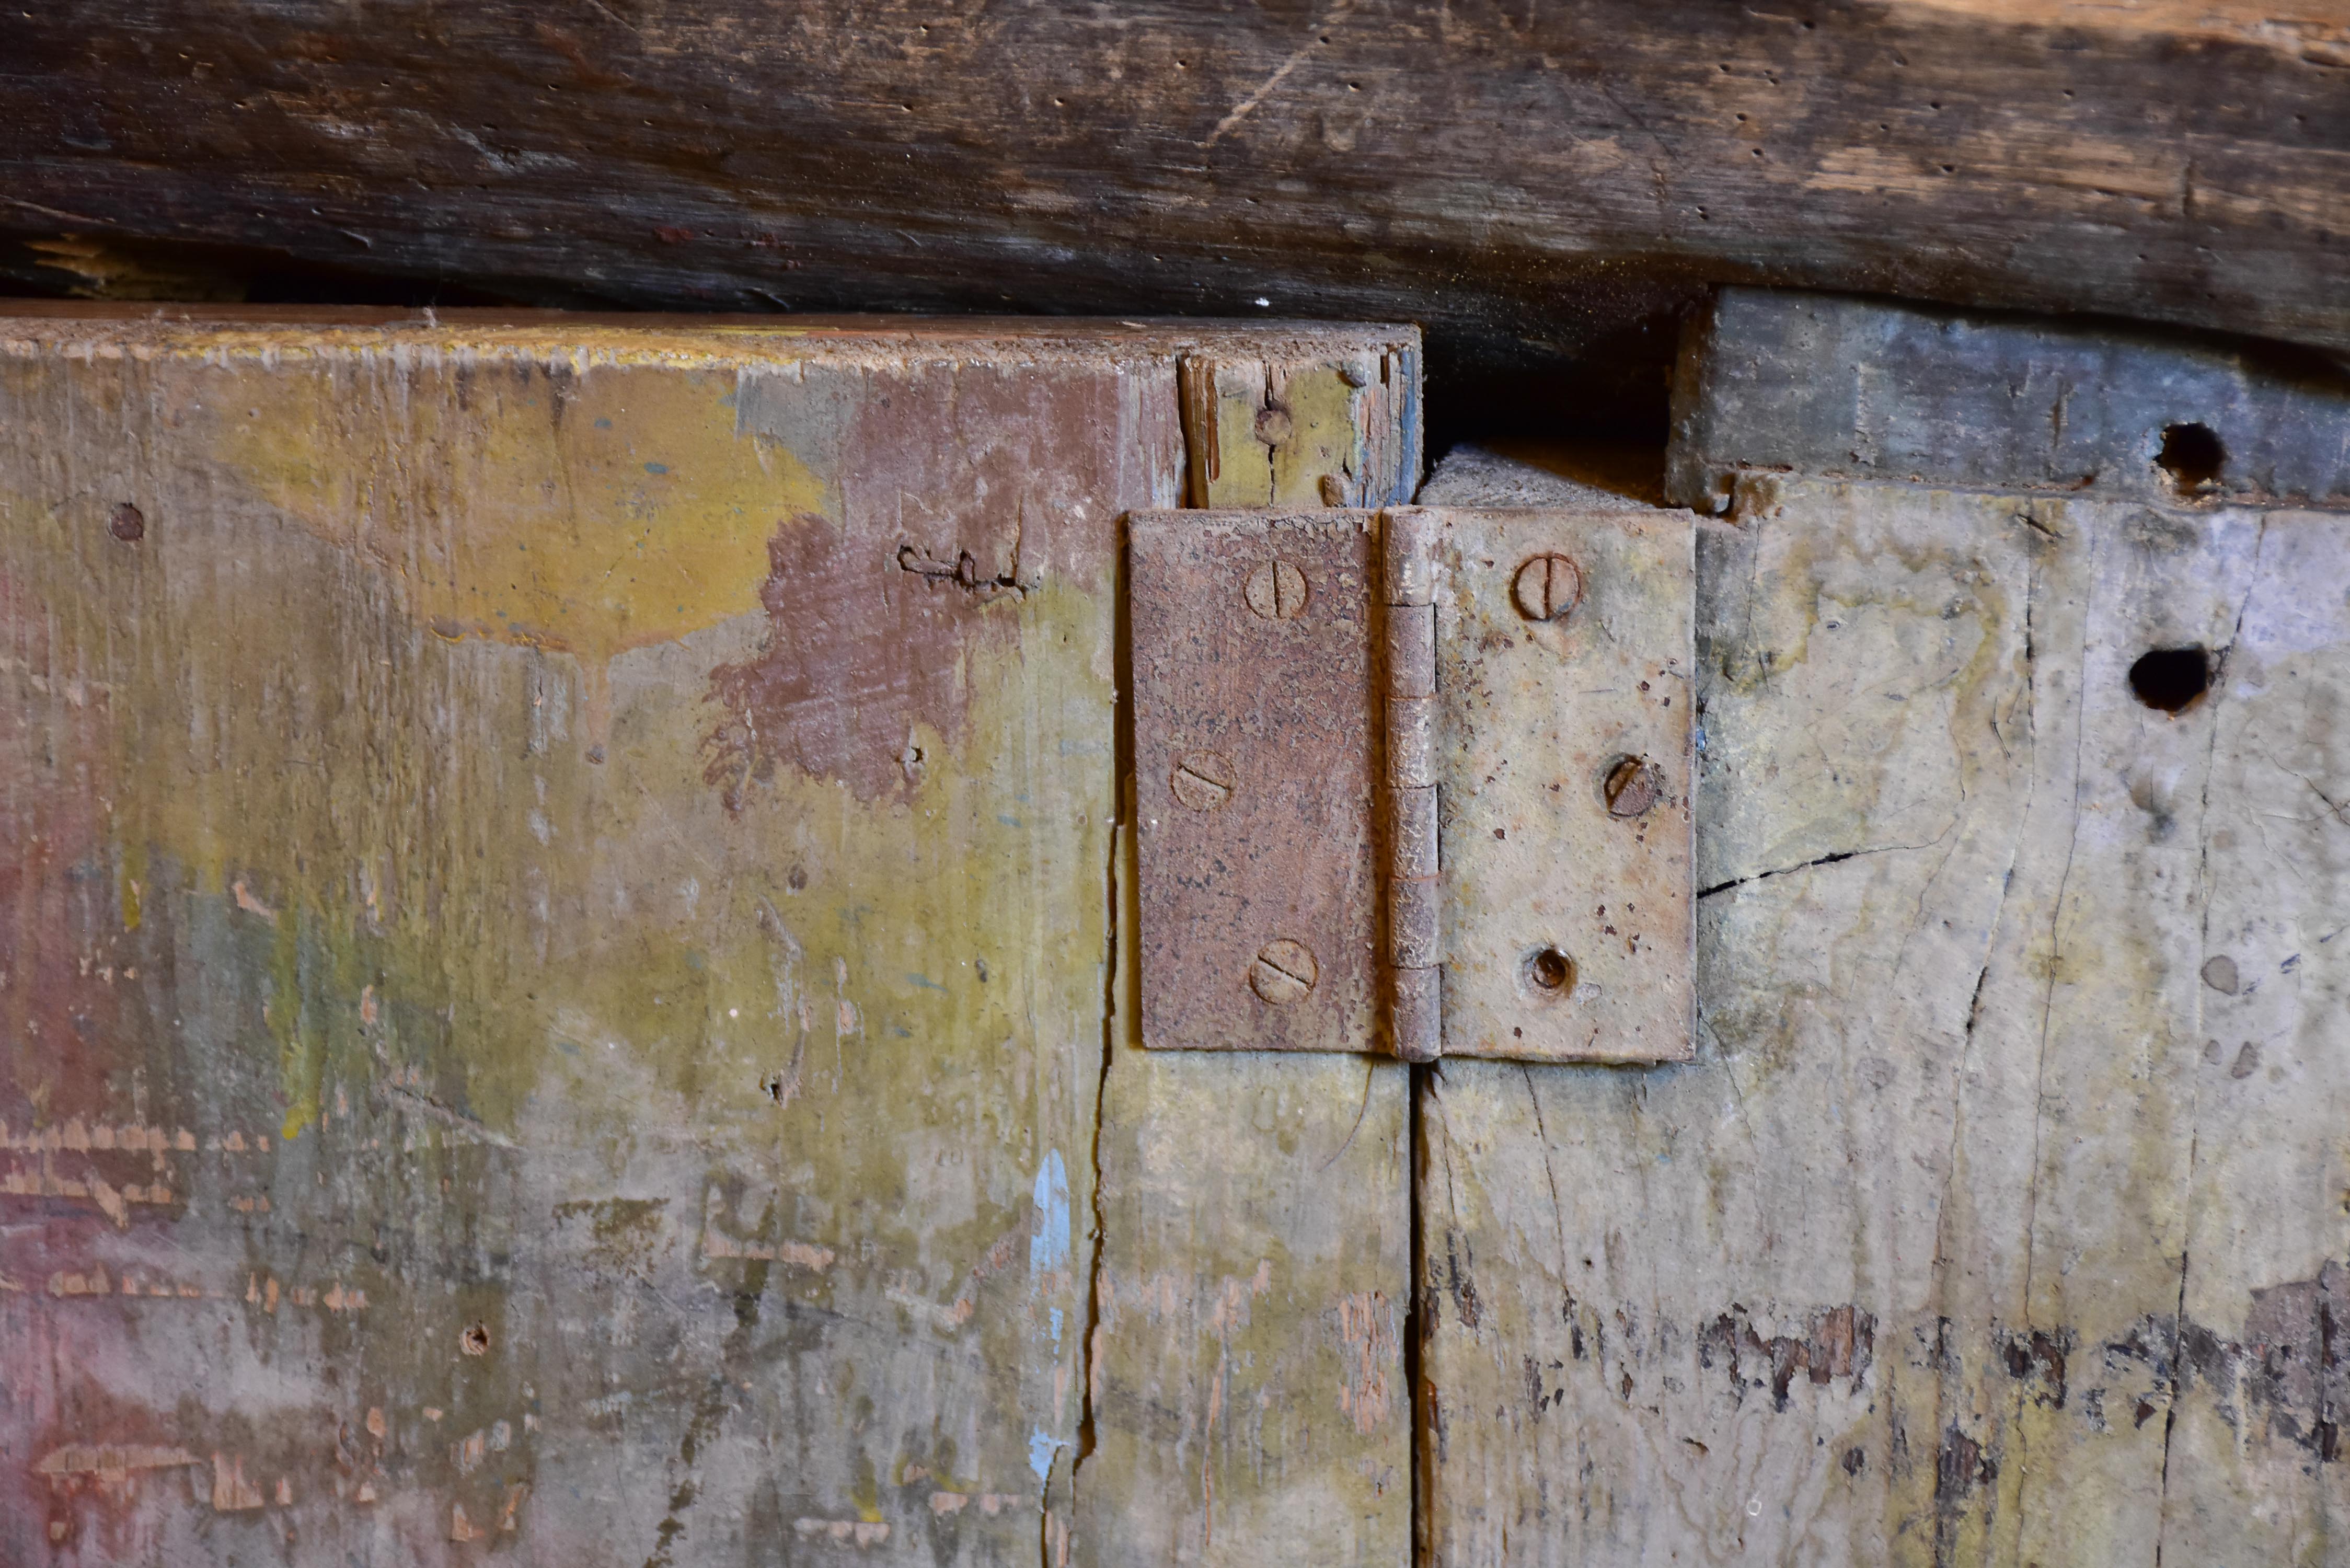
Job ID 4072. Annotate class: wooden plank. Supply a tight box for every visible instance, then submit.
[2157,511,2350,1565]
[1418,473,2316,1564]
[1075,372,1419,1560]
[1668,289,2350,513]
[1077,823,1411,1564]
[0,308,1417,1563]
[4,4,2350,366]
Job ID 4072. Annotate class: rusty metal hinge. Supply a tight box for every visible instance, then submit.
[1129,506,1695,1064]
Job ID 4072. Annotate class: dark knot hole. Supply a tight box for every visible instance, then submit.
[2155,422,2227,493]
[2129,647,2211,713]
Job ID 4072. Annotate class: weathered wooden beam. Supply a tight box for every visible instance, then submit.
[1670,289,2350,512]
[5,2,2349,368]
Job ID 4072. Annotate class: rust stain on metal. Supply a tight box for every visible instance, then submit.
[1130,510,1379,1052]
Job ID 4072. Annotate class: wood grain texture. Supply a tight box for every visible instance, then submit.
[1419,474,2350,1564]
[0,306,1416,1564]
[4,3,2350,364]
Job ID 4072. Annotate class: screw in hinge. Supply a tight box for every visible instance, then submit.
[1245,559,1309,620]
[1249,938,1318,1006]
[1602,755,1663,818]
[1525,947,1576,994]
[1511,552,1584,622]
[1169,749,1235,812]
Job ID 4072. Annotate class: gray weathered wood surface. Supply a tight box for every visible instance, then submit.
[1419,469,2350,1564]
[1670,289,2350,514]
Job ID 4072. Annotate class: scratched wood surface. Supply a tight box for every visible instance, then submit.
[0,305,1418,1565]
[1416,470,2350,1565]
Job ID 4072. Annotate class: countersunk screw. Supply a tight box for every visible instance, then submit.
[1603,755,1662,818]
[1512,552,1583,622]
[1250,938,1318,1006]
[1245,559,1309,620]
[1170,750,1235,812]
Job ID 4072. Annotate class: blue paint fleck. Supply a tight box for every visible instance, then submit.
[997,814,1023,828]
[643,462,670,475]
[594,418,613,429]
[1030,1150,1070,1276]
[1027,1428,1063,1483]
[904,972,949,993]
[1049,1307,1063,1345]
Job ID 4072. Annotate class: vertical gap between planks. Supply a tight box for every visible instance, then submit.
[1408,1060,1431,1568]
[1072,510,1140,1524]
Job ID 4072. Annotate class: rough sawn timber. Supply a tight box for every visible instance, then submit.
[1419,471,2350,1565]
[0,305,1419,1565]
[6,3,2350,364]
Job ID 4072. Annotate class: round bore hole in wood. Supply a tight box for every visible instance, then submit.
[461,1323,491,1356]
[1245,559,1309,620]
[2155,422,2227,494]
[1250,938,1318,1005]
[1525,947,1576,995]
[2128,647,2211,713]
[1170,749,1235,811]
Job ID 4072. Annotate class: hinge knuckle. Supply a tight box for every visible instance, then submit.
[1391,967,1441,1064]
[1387,697,1436,788]
[1384,605,1436,699]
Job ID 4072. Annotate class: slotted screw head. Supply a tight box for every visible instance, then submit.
[1250,938,1318,1006]
[1512,552,1584,622]
[1245,559,1309,620]
[1603,755,1662,818]
[1169,750,1235,812]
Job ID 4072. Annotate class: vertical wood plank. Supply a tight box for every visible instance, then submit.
[2157,513,2350,1566]
[1419,477,2295,1565]
[1078,348,1421,1565]
[1078,819,1411,1564]
[0,312,1418,1566]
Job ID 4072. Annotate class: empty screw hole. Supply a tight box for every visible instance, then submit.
[460,1322,491,1356]
[2128,647,2211,713]
[2155,423,2226,493]
[1526,947,1575,993]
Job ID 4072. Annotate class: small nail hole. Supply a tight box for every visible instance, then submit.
[2155,423,2226,494]
[1526,947,1574,993]
[461,1323,491,1356]
[2128,647,2211,713]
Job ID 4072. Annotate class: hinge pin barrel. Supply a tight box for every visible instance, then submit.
[1383,510,1442,1063]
